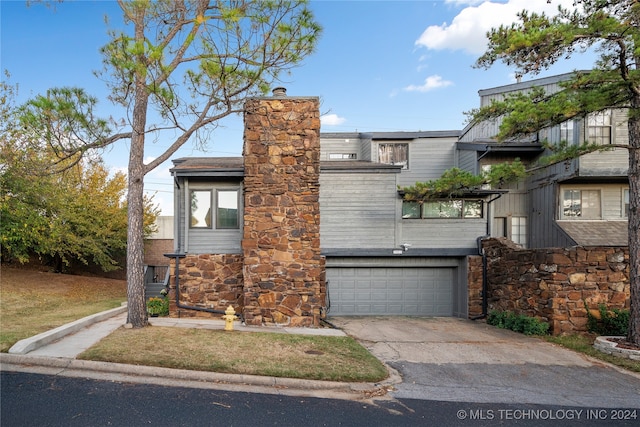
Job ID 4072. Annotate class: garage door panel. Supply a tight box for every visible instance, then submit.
[328,267,454,316]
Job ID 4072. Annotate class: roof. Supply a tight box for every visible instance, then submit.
[171,157,244,177]
[477,70,589,97]
[170,157,403,177]
[320,130,461,140]
[556,220,628,247]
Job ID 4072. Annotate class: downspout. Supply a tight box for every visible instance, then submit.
[164,252,244,321]
[470,193,503,320]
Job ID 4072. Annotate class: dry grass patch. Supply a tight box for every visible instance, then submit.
[0,267,127,352]
[79,326,389,382]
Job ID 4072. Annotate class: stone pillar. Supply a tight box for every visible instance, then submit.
[241,89,326,327]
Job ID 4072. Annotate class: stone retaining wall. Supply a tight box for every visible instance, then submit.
[469,238,630,335]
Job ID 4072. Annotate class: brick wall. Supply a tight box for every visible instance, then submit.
[469,238,630,334]
[144,239,173,267]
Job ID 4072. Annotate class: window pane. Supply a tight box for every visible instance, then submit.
[217,190,239,229]
[511,217,527,247]
[190,190,212,228]
[424,200,461,218]
[563,190,581,218]
[463,200,483,218]
[581,190,601,219]
[624,189,630,218]
[402,201,420,219]
[378,143,408,169]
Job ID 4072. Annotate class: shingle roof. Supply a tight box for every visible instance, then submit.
[556,220,628,247]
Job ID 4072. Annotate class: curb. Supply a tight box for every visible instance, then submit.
[8,305,127,355]
[594,336,640,361]
[0,353,382,398]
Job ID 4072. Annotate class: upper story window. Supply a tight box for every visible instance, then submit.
[587,110,612,145]
[329,153,357,160]
[561,189,601,219]
[402,200,483,219]
[190,189,239,229]
[378,143,408,169]
[624,188,630,218]
[560,120,574,143]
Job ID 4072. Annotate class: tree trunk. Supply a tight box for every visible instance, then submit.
[126,7,150,329]
[627,96,640,345]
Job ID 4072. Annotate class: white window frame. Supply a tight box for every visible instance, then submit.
[560,188,602,220]
[586,110,612,145]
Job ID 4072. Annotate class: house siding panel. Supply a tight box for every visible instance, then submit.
[401,219,487,248]
[395,137,458,187]
[319,172,397,249]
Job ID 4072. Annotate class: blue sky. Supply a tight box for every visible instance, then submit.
[1,0,595,214]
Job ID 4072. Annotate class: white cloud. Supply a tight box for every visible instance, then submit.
[417,0,577,55]
[321,113,346,126]
[404,75,454,93]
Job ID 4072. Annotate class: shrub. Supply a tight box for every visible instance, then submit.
[586,303,629,336]
[146,297,169,317]
[487,310,550,335]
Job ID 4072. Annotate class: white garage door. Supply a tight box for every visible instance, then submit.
[327,267,454,316]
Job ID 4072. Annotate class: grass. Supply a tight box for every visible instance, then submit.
[79,327,388,382]
[544,334,640,373]
[1,266,388,382]
[0,266,127,352]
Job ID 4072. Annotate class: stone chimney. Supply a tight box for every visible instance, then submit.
[241,89,326,326]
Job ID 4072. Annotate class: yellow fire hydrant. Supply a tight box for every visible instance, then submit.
[222,305,238,331]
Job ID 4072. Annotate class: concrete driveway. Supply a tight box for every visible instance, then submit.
[330,316,640,408]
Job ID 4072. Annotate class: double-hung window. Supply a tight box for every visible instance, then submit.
[190,189,239,229]
[587,111,612,145]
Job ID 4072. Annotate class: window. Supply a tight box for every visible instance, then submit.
[329,153,357,160]
[378,143,408,169]
[560,120,574,143]
[511,217,527,247]
[403,200,483,219]
[190,188,239,229]
[561,189,601,219]
[190,190,212,228]
[216,190,239,229]
[402,201,421,219]
[587,111,612,145]
[624,189,630,218]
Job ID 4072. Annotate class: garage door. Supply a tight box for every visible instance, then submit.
[327,267,454,316]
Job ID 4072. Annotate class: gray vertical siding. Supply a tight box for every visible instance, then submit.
[319,171,398,249]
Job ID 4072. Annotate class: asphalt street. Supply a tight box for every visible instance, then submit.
[2,371,638,427]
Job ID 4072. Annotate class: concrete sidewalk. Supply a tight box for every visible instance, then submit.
[1,307,372,401]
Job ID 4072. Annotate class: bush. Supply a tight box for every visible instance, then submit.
[146,297,169,317]
[586,303,629,336]
[487,310,550,335]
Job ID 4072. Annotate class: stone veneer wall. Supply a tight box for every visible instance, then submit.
[168,254,244,318]
[241,94,326,326]
[468,238,630,334]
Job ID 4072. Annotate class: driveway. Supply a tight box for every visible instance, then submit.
[330,316,640,408]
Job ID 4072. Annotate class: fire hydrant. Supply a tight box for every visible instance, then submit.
[222,305,238,331]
